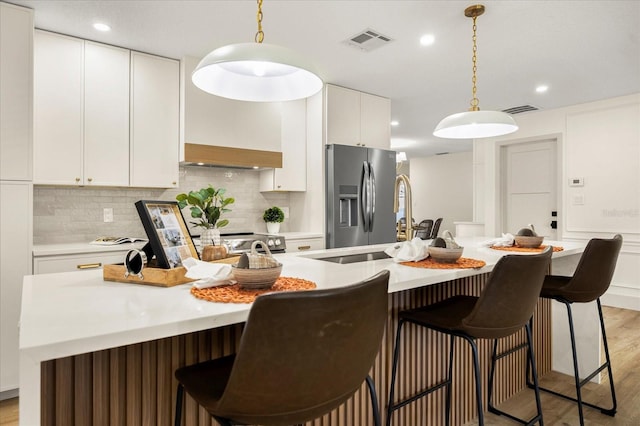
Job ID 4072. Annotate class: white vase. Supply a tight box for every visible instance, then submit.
[266,222,280,234]
[200,227,221,249]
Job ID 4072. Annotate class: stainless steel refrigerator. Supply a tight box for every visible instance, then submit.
[326,144,397,248]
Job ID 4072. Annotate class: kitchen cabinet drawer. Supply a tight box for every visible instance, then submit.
[33,251,126,274]
[287,237,324,253]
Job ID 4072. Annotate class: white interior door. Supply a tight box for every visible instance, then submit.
[502,139,557,239]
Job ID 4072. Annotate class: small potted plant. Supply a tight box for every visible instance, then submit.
[263,206,285,234]
[176,185,235,260]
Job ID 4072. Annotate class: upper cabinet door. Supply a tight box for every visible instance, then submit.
[360,93,391,150]
[130,52,179,188]
[0,3,33,181]
[33,31,84,185]
[84,42,130,186]
[325,84,360,146]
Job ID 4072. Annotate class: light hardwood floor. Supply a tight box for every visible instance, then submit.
[0,306,638,426]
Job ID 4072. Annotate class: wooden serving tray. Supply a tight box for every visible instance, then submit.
[103,256,240,287]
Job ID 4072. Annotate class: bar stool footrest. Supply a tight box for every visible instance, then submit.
[530,384,617,417]
[488,404,542,425]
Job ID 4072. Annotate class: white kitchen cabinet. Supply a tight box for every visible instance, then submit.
[83,41,131,186]
[130,51,179,188]
[260,99,307,192]
[0,181,32,394]
[33,31,84,185]
[33,251,126,274]
[286,237,324,253]
[325,84,391,149]
[34,32,130,186]
[0,2,33,181]
[180,56,281,153]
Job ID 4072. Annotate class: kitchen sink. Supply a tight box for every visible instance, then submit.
[312,251,391,264]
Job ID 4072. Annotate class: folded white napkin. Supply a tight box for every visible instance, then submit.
[182,257,235,289]
[384,237,430,262]
[479,233,515,247]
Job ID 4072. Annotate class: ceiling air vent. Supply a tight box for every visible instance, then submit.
[502,105,540,115]
[344,28,393,52]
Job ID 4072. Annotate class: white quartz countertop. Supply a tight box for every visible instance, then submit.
[20,237,585,363]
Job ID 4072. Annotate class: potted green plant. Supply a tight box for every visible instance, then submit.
[263,206,285,234]
[176,185,235,253]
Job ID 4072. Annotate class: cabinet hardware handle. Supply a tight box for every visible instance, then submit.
[298,245,311,251]
[277,185,281,188]
[77,262,102,270]
[172,181,177,185]
[88,177,93,182]
[75,177,80,182]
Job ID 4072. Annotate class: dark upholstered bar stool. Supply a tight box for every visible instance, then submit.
[527,234,622,426]
[387,248,552,426]
[174,270,389,426]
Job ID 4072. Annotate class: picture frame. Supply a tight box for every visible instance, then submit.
[135,200,199,269]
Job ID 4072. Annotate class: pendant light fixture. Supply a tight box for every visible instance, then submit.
[192,0,323,102]
[433,4,518,139]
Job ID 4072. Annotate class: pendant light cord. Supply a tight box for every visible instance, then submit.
[470,14,480,111]
[255,0,264,43]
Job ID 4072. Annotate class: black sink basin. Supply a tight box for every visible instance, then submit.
[314,251,391,264]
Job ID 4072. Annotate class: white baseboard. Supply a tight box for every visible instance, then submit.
[601,284,640,311]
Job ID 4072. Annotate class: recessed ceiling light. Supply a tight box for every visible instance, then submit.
[536,85,549,93]
[93,22,111,32]
[391,120,399,127]
[419,34,435,46]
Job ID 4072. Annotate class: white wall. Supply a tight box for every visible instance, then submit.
[409,151,473,238]
[474,93,640,310]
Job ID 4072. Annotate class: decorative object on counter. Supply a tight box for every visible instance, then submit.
[183,257,234,289]
[263,206,285,234]
[433,4,518,139]
[191,0,322,102]
[491,245,563,253]
[384,238,429,262]
[90,236,148,245]
[231,240,282,289]
[514,224,544,248]
[124,249,147,279]
[190,276,317,304]
[427,230,464,263]
[400,257,486,270]
[134,200,199,269]
[176,185,235,253]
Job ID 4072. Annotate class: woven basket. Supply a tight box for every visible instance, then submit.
[514,235,544,248]
[232,241,282,289]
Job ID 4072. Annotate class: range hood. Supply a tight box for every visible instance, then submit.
[182,143,282,169]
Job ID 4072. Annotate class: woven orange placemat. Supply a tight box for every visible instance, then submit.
[400,257,486,269]
[191,276,317,304]
[490,245,564,253]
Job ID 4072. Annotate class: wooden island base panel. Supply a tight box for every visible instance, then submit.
[40,273,551,426]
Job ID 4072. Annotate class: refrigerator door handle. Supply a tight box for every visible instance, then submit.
[369,162,376,230]
[361,161,370,232]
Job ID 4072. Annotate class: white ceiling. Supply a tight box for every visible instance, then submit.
[11,0,640,158]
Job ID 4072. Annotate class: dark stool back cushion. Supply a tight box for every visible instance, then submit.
[214,270,390,425]
[462,247,552,339]
[543,234,622,303]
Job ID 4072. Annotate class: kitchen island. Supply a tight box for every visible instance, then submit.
[20,238,586,426]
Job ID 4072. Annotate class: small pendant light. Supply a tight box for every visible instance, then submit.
[192,0,323,102]
[434,4,518,139]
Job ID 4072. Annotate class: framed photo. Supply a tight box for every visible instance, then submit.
[135,200,199,269]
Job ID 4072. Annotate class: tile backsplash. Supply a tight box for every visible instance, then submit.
[33,166,290,244]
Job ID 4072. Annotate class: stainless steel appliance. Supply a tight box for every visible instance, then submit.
[326,144,397,248]
[221,233,287,254]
